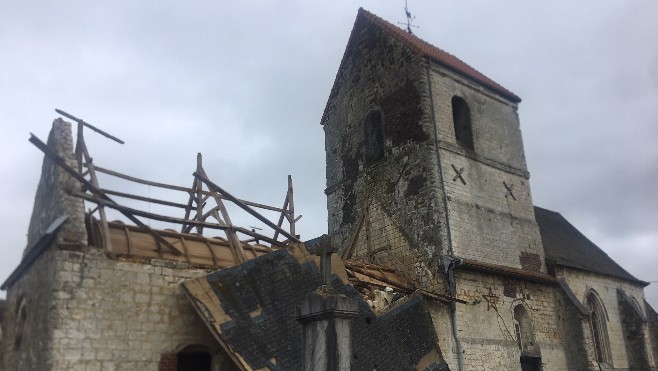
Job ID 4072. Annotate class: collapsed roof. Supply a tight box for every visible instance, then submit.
[182,243,449,371]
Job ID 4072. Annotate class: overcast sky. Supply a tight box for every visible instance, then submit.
[1,1,656,308]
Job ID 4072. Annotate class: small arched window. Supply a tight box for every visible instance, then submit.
[513,304,537,354]
[587,292,611,364]
[364,110,384,163]
[451,96,474,151]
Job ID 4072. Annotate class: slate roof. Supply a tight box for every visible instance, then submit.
[534,206,647,286]
[302,235,323,254]
[183,248,448,370]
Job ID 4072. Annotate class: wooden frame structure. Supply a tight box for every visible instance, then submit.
[31,109,302,263]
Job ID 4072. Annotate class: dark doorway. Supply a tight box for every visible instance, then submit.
[520,356,541,371]
[177,350,211,371]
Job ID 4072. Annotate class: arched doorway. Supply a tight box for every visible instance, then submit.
[177,345,211,371]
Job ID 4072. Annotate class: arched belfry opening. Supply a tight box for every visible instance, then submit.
[177,345,211,371]
[364,110,384,164]
[451,96,474,151]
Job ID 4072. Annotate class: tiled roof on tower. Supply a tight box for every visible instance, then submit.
[359,8,520,102]
[322,7,521,122]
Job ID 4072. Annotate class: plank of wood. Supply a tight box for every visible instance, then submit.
[56,109,125,144]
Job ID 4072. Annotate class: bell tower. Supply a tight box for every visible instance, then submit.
[322,8,545,276]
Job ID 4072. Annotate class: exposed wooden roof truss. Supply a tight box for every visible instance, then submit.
[31,109,302,264]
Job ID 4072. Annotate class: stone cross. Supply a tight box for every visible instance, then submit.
[298,234,359,371]
[317,235,337,289]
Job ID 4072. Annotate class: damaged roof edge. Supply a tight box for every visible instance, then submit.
[1,214,69,290]
[181,248,447,370]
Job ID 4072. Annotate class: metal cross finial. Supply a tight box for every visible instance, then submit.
[398,0,419,34]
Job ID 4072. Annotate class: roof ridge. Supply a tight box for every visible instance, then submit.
[358,8,521,103]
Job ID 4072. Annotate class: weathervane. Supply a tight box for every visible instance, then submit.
[398,0,419,34]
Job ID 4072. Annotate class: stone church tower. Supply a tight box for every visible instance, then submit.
[2,8,656,371]
[322,8,657,370]
[322,8,544,288]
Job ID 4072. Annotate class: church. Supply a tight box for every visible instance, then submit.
[1,8,657,371]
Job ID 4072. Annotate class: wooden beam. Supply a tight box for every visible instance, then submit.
[342,211,366,260]
[124,227,133,255]
[93,165,286,213]
[56,109,125,144]
[72,192,285,247]
[194,172,300,243]
[203,176,247,264]
[272,194,289,243]
[78,130,114,253]
[29,134,183,256]
[287,175,296,237]
[195,153,204,234]
[100,188,188,209]
[181,177,197,233]
[180,237,192,264]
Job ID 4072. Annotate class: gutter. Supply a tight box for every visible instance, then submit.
[427,57,464,371]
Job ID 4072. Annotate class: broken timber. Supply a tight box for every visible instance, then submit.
[34,111,302,266]
[29,133,184,256]
[193,171,301,243]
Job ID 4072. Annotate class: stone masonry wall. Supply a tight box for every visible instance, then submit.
[2,246,60,370]
[452,270,571,370]
[3,119,234,370]
[26,119,87,255]
[558,266,657,370]
[428,62,546,272]
[2,119,88,370]
[647,302,658,366]
[48,248,233,371]
[322,14,448,282]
